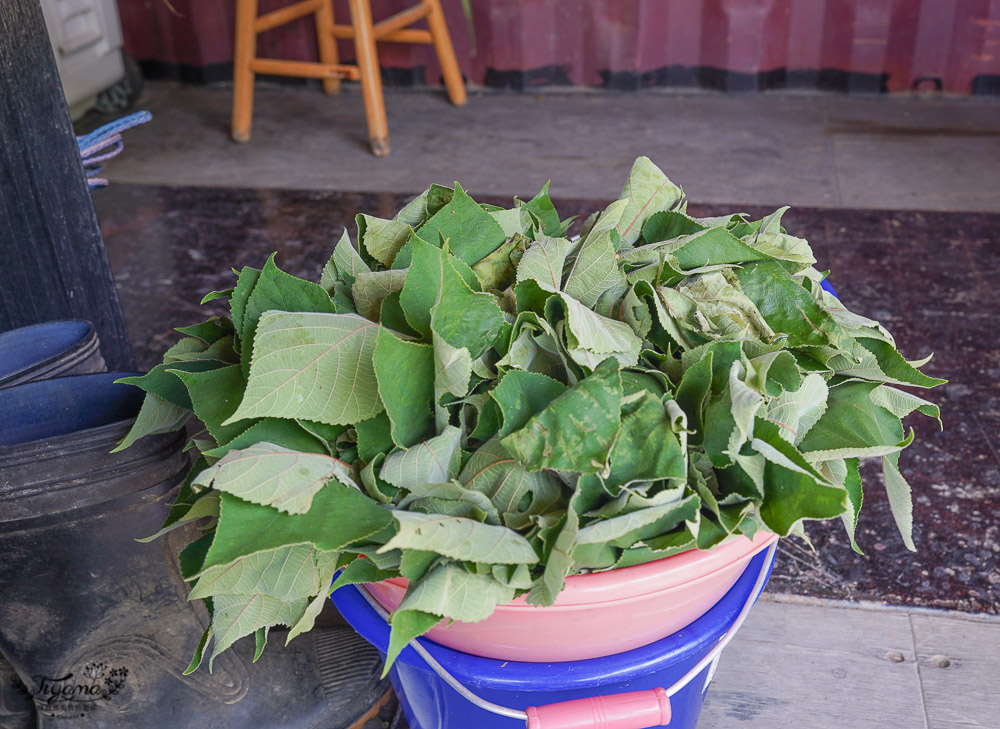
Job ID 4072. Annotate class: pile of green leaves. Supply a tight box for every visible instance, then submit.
[120,158,943,673]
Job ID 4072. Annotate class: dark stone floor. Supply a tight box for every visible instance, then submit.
[94,184,1000,614]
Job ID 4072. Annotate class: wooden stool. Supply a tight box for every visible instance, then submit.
[231,0,467,156]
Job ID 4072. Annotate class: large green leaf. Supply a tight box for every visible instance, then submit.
[882,452,916,551]
[379,426,463,490]
[373,327,434,448]
[117,359,224,409]
[798,380,908,461]
[674,349,713,441]
[380,512,539,564]
[200,481,394,574]
[523,181,565,237]
[332,229,371,285]
[205,418,328,459]
[385,610,441,675]
[230,266,262,340]
[240,254,340,375]
[356,215,410,268]
[641,210,704,243]
[400,237,503,358]
[574,494,699,562]
[832,458,864,553]
[398,481,500,524]
[563,198,628,307]
[209,592,308,666]
[190,543,328,600]
[173,364,249,445]
[870,385,941,425]
[516,236,575,292]
[554,293,642,369]
[606,391,686,490]
[491,369,567,437]
[176,316,236,346]
[355,411,394,462]
[855,337,946,388]
[193,442,357,515]
[416,182,507,266]
[732,261,846,349]
[431,330,473,431]
[502,358,622,473]
[227,312,382,426]
[432,331,473,400]
[615,156,684,246]
[285,550,341,642]
[459,438,562,528]
[489,207,531,238]
[766,372,828,445]
[352,270,407,322]
[752,419,847,535]
[113,392,190,453]
[397,563,515,623]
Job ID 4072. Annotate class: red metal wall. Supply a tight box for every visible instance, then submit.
[121,0,1000,94]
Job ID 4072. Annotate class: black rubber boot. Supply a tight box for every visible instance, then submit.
[0,319,107,729]
[0,663,34,729]
[0,373,390,728]
[0,321,105,388]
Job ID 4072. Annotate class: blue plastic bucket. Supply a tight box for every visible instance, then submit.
[332,548,774,729]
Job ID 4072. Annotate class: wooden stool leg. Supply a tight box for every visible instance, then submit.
[316,0,340,95]
[231,0,258,142]
[348,0,390,156]
[424,0,466,106]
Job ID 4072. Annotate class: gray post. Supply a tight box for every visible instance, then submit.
[0,0,135,371]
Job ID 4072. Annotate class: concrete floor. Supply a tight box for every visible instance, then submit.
[95,82,1000,213]
[89,83,1000,729]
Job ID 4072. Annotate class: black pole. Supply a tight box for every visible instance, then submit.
[0,0,135,371]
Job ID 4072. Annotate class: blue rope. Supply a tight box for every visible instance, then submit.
[77,110,151,189]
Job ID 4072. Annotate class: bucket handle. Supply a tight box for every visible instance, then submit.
[356,540,778,729]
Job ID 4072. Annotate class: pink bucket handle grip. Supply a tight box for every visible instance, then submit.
[526,687,671,729]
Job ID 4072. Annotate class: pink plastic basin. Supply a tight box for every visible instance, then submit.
[364,530,777,662]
